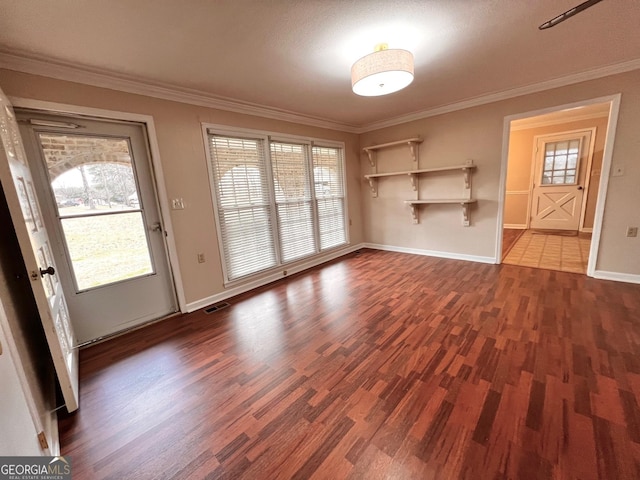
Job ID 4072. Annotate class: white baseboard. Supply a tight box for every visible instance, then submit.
[48,408,60,456]
[362,243,496,264]
[592,270,640,285]
[185,243,364,312]
[504,224,528,230]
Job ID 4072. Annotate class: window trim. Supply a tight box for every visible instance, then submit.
[201,123,349,286]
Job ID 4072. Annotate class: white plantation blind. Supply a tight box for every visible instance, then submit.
[207,129,348,284]
[208,135,277,280]
[312,146,347,250]
[270,141,317,262]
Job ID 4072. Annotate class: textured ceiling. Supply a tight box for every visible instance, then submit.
[0,0,639,129]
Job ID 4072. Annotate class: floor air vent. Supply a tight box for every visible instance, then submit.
[203,302,230,314]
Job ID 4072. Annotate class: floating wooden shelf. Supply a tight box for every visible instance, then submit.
[364,163,476,196]
[362,137,423,167]
[405,199,477,204]
[363,135,477,226]
[404,199,477,226]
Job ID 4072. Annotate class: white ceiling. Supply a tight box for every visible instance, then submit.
[0,0,639,130]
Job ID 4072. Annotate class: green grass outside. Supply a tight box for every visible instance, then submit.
[59,206,153,290]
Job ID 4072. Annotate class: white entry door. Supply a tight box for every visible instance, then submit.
[530,131,592,230]
[0,89,79,412]
[17,112,177,344]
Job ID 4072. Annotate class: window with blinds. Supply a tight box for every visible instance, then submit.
[208,136,277,280]
[312,146,347,250]
[207,130,348,284]
[270,141,316,262]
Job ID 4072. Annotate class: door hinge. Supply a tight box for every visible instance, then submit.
[37,431,49,450]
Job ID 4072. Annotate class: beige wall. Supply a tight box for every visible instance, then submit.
[0,69,364,306]
[1,67,639,298]
[360,106,504,260]
[360,69,640,275]
[504,115,609,228]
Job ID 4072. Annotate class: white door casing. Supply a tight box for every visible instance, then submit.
[0,308,44,456]
[18,112,178,344]
[0,88,79,412]
[530,131,592,231]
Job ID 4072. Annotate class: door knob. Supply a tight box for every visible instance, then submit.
[577,186,584,190]
[39,266,55,277]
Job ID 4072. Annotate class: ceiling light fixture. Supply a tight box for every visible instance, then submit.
[351,43,414,97]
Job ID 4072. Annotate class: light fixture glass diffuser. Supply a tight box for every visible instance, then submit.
[351,45,414,96]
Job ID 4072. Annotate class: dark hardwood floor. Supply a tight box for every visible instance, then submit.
[59,249,640,479]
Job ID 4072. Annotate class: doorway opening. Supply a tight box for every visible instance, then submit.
[500,100,614,275]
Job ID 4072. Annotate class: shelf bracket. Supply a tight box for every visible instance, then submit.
[463,159,473,189]
[408,141,420,163]
[462,168,471,190]
[365,149,376,167]
[368,177,378,197]
[408,173,418,191]
[461,202,470,227]
[409,203,419,224]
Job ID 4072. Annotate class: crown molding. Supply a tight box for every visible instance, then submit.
[1,50,639,135]
[358,58,640,133]
[0,50,360,134]
[509,110,610,131]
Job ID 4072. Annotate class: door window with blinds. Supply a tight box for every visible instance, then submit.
[207,129,347,283]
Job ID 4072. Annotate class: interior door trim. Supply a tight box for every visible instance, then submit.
[9,97,187,312]
[496,93,622,280]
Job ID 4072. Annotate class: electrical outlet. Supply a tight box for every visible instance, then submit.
[197,253,205,263]
[612,165,625,177]
[171,198,185,210]
[626,226,638,238]
[283,270,287,276]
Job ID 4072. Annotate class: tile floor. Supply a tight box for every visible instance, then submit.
[503,229,591,274]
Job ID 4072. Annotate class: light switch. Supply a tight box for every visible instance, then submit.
[171,198,185,210]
